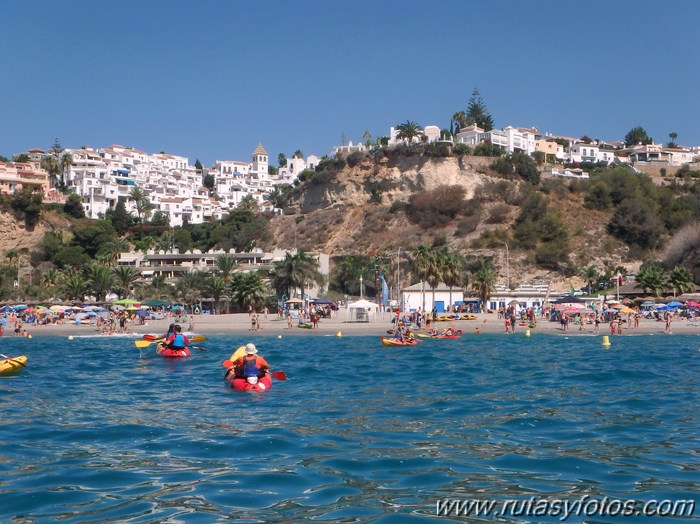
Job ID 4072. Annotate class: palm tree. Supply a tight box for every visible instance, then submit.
[112,266,139,299]
[442,251,464,310]
[395,121,423,145]
[425,251,443,313]
[411,244,432,312]
[362,130,372,147]
[151,274,168,296]
[59,153,73,189]
[580,265,600,295]
[231,272,269,310]
[270,251,323,303]
[86,264,116,302]
[99,237,129,266]
[452,111,467,133]
[129,186,152,224]
[176,269,207,309]
[215,253,239,313]
[668,132,678,147]
[667,265,694,297]
[40,156,60,188]
[472,259,498,312]
[58,271,89,302]
[205,275,227,314]
[266,186,288,210]
[635,264,667,296]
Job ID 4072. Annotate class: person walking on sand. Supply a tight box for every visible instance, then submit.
[664,312,672,334]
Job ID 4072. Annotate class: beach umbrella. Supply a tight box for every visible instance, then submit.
[551,296,585,304]
[562,306,583,313]
[0,306,14,313]
[619,306,635,313]
[641,301,655,306]
[666,301,683,308]
[112,298,141,306]
[50,305,68,312]
[686,301,700,307]
[603,308,618,314]
[14,305,29,310]
[136,309,149,317]
[612,304,625,309]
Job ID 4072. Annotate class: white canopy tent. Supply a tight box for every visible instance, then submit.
[346,299,379,322]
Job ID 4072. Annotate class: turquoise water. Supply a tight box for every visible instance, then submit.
[1,333,699,523]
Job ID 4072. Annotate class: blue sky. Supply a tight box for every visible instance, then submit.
[2,0,699,166]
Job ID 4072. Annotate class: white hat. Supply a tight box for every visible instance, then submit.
[245,343,257,354]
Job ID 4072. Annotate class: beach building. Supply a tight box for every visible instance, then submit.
[400,282,464,313]
[0,161,65,204]
[486,283,551,312]
[116,248,330,298]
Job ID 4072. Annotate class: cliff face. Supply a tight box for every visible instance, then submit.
[285,156,495,213]
[0,211,71,258]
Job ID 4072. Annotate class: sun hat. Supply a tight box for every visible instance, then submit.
[245,343,257,354]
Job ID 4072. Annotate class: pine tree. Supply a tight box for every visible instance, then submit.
[466,89,494,131]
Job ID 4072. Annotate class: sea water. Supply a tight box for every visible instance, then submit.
[0,334,698,523]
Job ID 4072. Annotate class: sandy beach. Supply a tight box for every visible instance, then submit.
[8,311,700,339]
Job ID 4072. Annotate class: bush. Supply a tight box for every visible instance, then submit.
[389,201,408,214]
[584,181,611,210]
[535,240,571,271]
[455,215,480,237]
[452,143,471,156]
[486,203,511,224]
[405,185,466,227]
[607,197,665,251]
[346,151,366,168]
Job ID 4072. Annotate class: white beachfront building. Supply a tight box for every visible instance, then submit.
[277,154,321,182]
[400,281,465,313]
[388,124,442,146]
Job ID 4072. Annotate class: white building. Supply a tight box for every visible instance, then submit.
[566,142,615,164]
[400,281,464,313]
[455,125,537,155]
[486,283,551,312]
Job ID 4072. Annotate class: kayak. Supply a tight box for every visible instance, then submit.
[380,336,420,346]
[0,355,27,375]
[156,344,191,357]
[417,333,461,339]
[226,373,273,391]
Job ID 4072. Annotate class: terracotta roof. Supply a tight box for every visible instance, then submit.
[252,143,268,156]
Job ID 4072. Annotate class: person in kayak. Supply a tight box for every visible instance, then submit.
[165,325,190,351]
[228,343,270,384]
[161,323,176,342]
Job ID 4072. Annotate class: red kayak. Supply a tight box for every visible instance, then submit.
[156,344,191,357]
[226,374,272,391]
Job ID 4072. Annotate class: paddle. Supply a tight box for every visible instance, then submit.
[221,360,286,381]
[0,353,26,367]
[134,335,205,348]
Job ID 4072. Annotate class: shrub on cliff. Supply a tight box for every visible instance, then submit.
[405,185,466,227]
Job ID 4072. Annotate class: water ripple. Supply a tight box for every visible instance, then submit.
[0,334,698,522]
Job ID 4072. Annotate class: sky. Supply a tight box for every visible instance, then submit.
[2,0,699,166]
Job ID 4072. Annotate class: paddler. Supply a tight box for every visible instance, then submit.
[227,343,270,385]
[160,323,176,342]
[165,324,190,351]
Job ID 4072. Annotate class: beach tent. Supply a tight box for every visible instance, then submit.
[347,299,379,322]
[143,299,171,307]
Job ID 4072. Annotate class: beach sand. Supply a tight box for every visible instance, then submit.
[7,311,699,339]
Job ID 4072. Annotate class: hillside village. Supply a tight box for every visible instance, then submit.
[1,112,700,308]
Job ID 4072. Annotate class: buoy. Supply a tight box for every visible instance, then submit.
[28,335,32,339]
[602,335,611,347]
[277,335,282,339]
[525,329,531,337]
[336,331,342,337]
[68,335,74,340]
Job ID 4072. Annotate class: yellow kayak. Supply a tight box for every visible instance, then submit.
[0,355,27,375]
